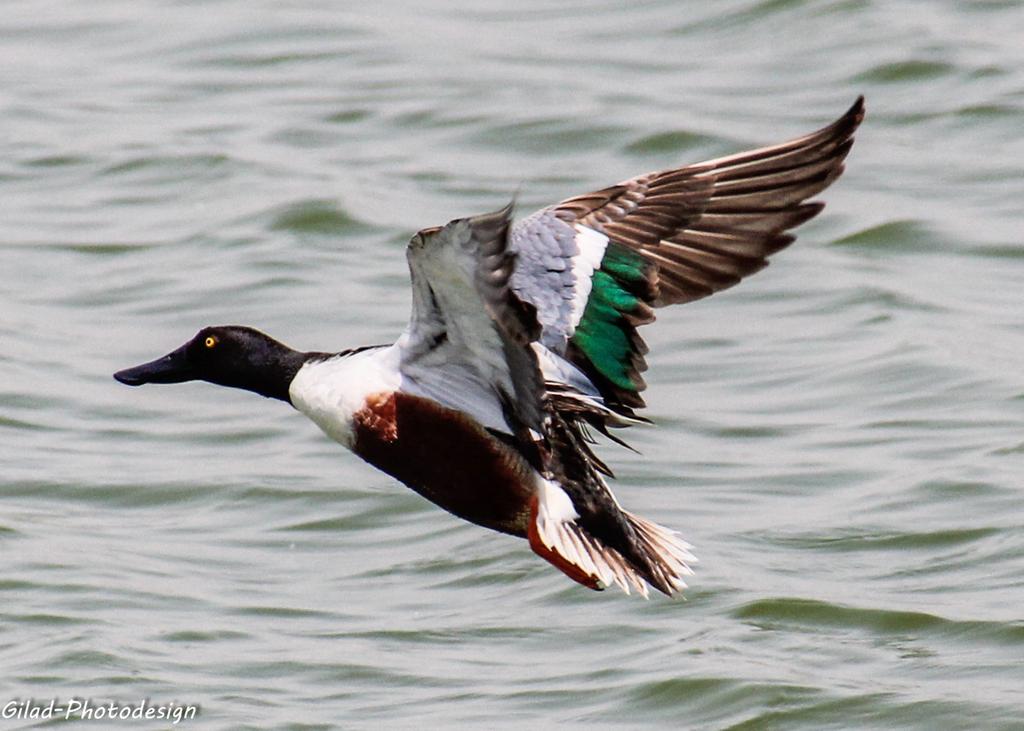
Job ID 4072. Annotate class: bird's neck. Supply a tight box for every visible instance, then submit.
[218,344,329,404]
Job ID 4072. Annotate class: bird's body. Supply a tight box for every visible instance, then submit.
[291,343,540,536]
[116,98,864,597]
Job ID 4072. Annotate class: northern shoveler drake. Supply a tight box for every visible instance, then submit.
[115,97,864,597]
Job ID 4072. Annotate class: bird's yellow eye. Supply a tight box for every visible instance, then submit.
[205,336,217,348]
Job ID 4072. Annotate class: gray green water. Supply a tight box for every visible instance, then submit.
[3,1,1023,729]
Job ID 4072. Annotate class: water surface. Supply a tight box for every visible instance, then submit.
[3,1,1023,729]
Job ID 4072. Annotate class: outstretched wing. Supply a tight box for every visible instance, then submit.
[510,96,865,416]
[400,202,545,438]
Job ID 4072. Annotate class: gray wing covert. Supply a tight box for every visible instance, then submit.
[401,203,545,436]
[509,208,604,354]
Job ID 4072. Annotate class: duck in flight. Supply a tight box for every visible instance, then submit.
[115,97,864,597]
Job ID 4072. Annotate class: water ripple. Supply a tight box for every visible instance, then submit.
[3,0,1024,728]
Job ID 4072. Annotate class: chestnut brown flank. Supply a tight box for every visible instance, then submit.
[352,392,536,535]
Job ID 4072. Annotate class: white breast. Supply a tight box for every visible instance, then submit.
[289,345,402,448]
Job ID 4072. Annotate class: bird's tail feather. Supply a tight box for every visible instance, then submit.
[528,487,696,597]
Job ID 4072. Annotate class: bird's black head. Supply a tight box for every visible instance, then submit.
[113,325,307,402]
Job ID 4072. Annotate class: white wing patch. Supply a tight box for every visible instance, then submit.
[568,225,609,331]
[508,211,608,354]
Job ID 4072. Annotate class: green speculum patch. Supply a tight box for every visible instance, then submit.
[572,245,650,392]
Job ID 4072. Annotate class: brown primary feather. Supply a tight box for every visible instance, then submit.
[554,96,865,308]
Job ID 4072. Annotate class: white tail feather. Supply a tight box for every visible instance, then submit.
[532,481,695,597]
